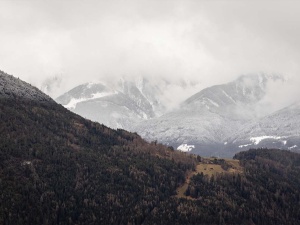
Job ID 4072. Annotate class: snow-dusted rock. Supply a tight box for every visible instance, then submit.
[56,78,165,130]
[0,70,53,102]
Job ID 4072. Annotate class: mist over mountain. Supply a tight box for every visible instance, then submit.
[57,72,300,157]
[134,73,289,157]
[229,101,300,152]
[40,75,63,98]
[56,76,203,130]
[56,77,163,129]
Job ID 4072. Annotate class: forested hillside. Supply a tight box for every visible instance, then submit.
[144,149,300,225]
[0,87,196,224]
[1,72,300,225]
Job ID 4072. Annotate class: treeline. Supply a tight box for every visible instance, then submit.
[0,98,196,225]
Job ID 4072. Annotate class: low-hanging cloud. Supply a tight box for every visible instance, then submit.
[0,0,299,107]
[257,75,300,116]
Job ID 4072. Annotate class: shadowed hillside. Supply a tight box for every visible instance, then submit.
[0,71,196,224]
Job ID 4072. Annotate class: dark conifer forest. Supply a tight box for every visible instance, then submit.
[144,149,300,225]
[0,96,195,224]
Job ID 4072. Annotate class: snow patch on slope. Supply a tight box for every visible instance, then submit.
[64,91,117,109]
[222,90,236,104]
[239,143,252,148]
[177,144,195,152]
[238,136,289,148]
[206,98,219,107]
[250,136,286,145]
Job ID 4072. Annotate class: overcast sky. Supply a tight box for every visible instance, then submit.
[1,0,300,101]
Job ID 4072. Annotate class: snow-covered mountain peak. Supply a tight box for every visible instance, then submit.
[63,90,118,110]
[182,73,284,112]
[56,76,166,129]
[56,82,115,107]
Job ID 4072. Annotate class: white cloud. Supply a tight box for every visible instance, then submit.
[257,76,300,115]
[0,0,299,104]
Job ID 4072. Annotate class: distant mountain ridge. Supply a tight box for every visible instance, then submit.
[56,77,165,129]
[56,72,300,157]
[229,101,300,152]
[134,73,293,157]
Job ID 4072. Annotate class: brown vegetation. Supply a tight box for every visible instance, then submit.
[176,157,243,200]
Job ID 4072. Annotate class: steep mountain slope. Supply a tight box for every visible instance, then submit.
[0,71,196,224]
[56,78,165,130]
[229,101,300,152]
[134,73,284,157]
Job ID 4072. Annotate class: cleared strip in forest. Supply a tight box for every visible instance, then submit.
[175,158,243,200]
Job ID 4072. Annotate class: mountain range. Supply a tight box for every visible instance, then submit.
[57,73,300,157]
[2,70,300,224]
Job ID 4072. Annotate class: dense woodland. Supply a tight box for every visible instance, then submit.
[143,149,300,225]
[0,97,196,224]
[1,81,300,224]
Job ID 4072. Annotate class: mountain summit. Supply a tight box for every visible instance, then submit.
[56,77,165,129]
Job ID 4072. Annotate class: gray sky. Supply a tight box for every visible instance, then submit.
[1,0,300,101]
